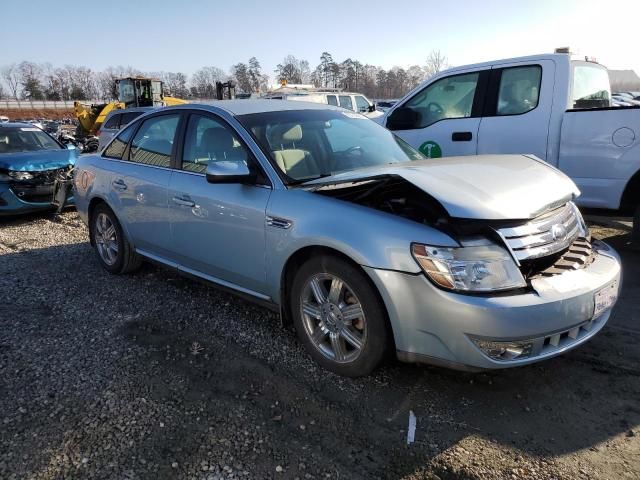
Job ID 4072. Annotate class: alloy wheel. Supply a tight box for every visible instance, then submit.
[94,212,119,266]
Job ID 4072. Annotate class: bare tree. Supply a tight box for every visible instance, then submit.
[424,50,449,78]
[1,64,22,99]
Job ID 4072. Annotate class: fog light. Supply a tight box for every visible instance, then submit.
[471,338,533,361]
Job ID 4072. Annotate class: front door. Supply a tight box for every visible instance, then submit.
[477,60,555,161]
[168,112,271,296]
[385,70,487,158]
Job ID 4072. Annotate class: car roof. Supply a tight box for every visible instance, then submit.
[174,99,345,116]
[0,122,40,128]
[104,106,155,118]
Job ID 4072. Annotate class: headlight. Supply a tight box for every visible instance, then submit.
[8,171,34,180]
[411,242,526,292]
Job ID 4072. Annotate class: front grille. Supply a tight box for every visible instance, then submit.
[532,237,595,277]
[8,167,70,204]
[497,202,584,262]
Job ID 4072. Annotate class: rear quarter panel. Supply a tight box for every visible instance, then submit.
[559,107,640,208]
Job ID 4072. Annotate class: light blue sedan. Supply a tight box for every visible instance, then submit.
[73,101,621,376]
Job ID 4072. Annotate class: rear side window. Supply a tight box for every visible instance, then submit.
[103,114,120,130]
[128,114,180,167]
[103,124,135,159]
[327,95,338,106]
[339,95,354,110]
[571,63,611,109]
[182,114,249,174]
[496,65,542,115]
[120,111,144,127]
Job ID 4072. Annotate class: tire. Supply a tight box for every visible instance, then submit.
[290,255,390,377]
[633,205,640,245]
[90,203,141,274]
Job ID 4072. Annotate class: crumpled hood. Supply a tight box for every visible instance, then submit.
[0,148,77,172]
[303,154,580,220]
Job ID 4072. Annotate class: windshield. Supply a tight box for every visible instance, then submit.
[0,127,62,154]
[570,62,611,109]
[237,109,424,183]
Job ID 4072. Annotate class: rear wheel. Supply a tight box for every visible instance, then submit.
[90,203,141,274]
[290,255,389,377]
[633,205,640,244]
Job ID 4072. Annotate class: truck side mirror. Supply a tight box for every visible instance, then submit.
[386,107,420,131]
[368,103,376,113]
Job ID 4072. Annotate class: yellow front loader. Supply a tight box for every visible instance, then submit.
[74,77,187,136]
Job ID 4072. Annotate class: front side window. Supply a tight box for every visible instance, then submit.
[103,114,120,130]
[239,109,424,183]
[571,63,611,109]
[327,95,338,106]
[354,96,370,113]
[339,95,354,111]
[496,65,542,115]
[404,72,479,128]
[129,114,180,167]
[182,114,249,174]
[103,124,136,159]
[0,127,61,154]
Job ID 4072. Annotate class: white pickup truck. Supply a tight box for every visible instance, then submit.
[377,51,640,238]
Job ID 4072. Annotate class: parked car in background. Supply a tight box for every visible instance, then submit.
[375,100,397,112]
[264,89,382,119]
[0,116,9,123]
[73,101,620,376]
[612,93,640,106]
[0,122,77,216]
[377,51,640,239]
[98,107,154,150]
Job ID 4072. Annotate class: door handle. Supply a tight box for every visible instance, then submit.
[452,131,473,142]
[112,179,127,191]
[172,196,195,207]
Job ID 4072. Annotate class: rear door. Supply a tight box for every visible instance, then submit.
[477,60,554,161]
[106,112,182,258]
[385,69,488,158]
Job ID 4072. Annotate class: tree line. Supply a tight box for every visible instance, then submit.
[0,50,448,102]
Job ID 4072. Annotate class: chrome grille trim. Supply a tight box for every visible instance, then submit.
[497,203,583,262]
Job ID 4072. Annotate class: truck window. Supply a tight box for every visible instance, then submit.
[354,96,370,113]
[339,95,354,111]
[570,63,611,109]
[496,66,542,115]
[327,95,338,106]
[404,72,479,128]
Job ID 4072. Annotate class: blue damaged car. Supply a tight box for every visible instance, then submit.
[0,122,77,216]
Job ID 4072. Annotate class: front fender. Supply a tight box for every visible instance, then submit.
[263,189,458,303]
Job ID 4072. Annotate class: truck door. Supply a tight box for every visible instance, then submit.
[384,69,488,158]
[477,60,555,161]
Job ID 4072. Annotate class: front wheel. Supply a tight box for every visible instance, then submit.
[290,255,390,377]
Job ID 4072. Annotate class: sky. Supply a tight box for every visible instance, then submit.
[1,0,638,78]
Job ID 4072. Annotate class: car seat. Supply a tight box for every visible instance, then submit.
[268,124,320,179]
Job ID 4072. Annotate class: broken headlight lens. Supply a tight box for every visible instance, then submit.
[411,243,526,292]
[7,171,34,181]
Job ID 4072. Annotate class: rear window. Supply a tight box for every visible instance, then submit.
[0,127,61,154]
[103,114,120,130]
[121,111,144,126]
[103,124,135,159]
[570,63,611,109]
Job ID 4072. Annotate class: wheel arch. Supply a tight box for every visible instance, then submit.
[87,196,132,247]
[279,245,397,350]
[620,168,640,214]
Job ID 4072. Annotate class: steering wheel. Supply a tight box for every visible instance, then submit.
[426,102,444,115]
[342,146,363,156]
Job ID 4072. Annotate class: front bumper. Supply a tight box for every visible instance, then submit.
[364,240,622,370]
[0,183,74,216]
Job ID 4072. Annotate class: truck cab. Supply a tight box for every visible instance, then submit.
[379,52,640,232]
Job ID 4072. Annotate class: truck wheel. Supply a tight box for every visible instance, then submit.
[633,205,640,244]
[90,204,141,274]
[290,255,390,377]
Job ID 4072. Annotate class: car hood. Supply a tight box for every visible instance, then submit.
[0,148,77,171]
[302,154,580,220]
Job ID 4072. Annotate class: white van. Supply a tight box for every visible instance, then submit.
[264,90,383,119]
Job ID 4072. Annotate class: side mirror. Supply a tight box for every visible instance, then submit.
[386,107,420,131]
[368,103,376,113]
[205,160,256,184]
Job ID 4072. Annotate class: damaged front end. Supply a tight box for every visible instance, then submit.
[306,174,594,291]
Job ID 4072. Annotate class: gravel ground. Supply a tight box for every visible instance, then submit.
[0,210,638,480]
